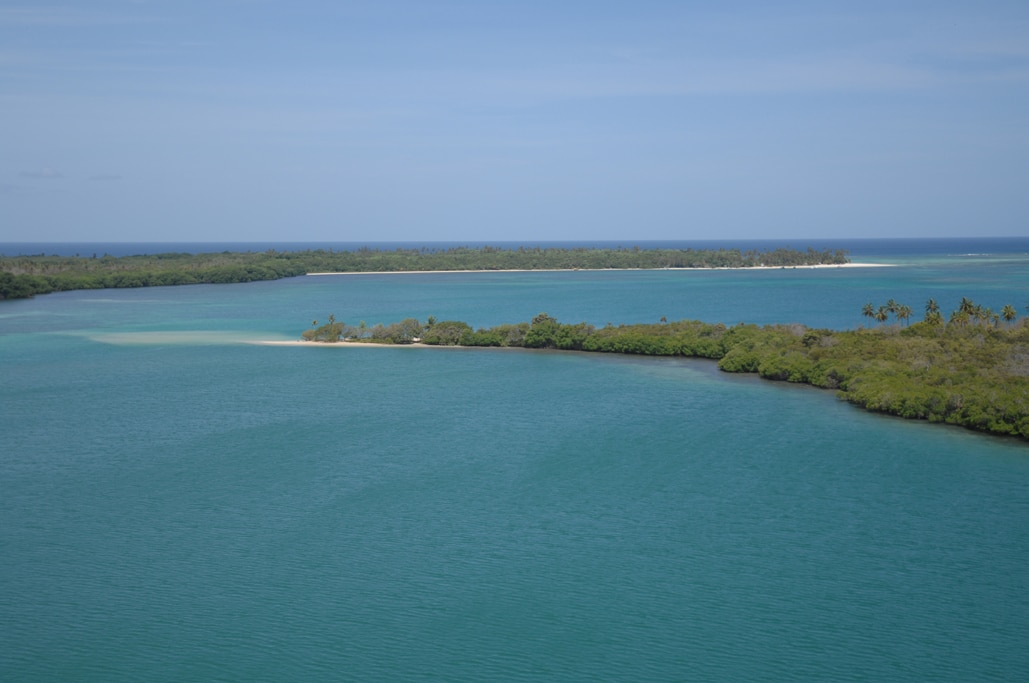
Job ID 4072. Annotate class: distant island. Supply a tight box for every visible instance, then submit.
[0,245,849,300]
[298,298,1029,442]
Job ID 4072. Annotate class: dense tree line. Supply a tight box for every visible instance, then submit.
[0,246,848,300]
[308,299,1029,441]
[0,252,309,299]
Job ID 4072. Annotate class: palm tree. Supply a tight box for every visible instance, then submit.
[886,298,899,315]
[325,314,341,342]
[1001,304,1017,323]
[896,304,912,326]
[875,306,889,325]
[924,299,942,326]
[862,302,875,323]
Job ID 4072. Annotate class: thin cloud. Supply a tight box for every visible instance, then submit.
[0,6,155,27]
[88,174,123,181]
[20,167,63,179]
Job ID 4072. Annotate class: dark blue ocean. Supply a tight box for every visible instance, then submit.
[2,239,1027,681]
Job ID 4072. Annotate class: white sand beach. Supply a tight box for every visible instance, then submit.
[306,263,891,276]
[251,339,435,348]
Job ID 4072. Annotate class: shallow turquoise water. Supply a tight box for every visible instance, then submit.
[2,254,1027,681]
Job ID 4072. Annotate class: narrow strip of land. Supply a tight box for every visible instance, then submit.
[1,245,854,300]
[288,305,1029,442]
[305,262,890,276]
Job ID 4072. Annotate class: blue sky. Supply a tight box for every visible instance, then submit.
[2,1,1027,242]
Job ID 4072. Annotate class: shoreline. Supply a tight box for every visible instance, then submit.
[250,321,1029,442]
[306,263,891,276]
[251,339,437,348]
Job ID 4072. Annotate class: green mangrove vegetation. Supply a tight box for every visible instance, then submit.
[0,245,848,300]
[306,299,1029,441]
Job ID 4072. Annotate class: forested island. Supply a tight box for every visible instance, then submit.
[0,245,848,300]
[302,298,1029,441]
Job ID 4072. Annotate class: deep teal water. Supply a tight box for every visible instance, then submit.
[2,247,1028,681]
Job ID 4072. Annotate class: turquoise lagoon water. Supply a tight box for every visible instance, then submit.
[2,244,1028,681]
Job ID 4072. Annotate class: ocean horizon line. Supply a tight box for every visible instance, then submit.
[3,236,1028,259]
